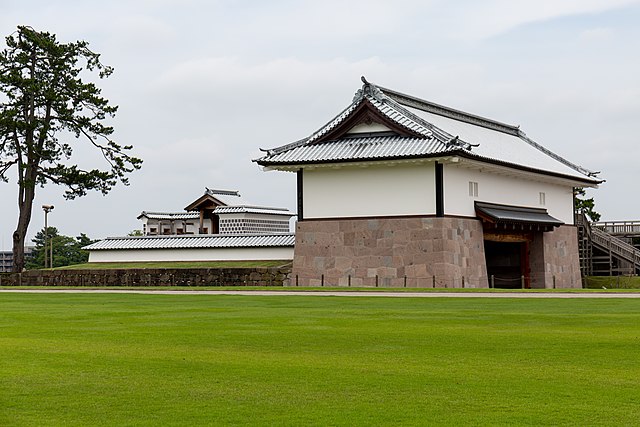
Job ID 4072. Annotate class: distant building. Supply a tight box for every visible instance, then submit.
[255,78,602,288]
[138,188,293,236]
[0,247,34,272]
[85,188,295,263]
[84,234,295,263]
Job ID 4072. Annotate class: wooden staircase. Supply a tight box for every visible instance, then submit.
[577,214,640,276]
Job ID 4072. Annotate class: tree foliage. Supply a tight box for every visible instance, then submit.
[26,227,95,269]
[0,26,142,271]
[574,188,601,222]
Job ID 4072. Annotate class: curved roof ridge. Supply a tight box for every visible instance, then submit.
[517,130,600,178]
[362,92,434,139]
[376,83,520,135]
[365,86,462,147]
[306,91,365,144]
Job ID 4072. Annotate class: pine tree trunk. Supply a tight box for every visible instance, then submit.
[12,175,36,272]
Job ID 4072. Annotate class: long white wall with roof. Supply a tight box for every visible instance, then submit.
[88,247,294,263]
[443,164,575,224]
[303,163,436,218]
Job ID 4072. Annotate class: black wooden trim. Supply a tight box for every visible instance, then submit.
[297,169,304,221]
[435,161,444,217]
[288,214,485,222]
[301,214,436,222]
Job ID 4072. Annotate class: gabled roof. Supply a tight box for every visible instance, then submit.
[255,77,601,185]
[184,188,243,211]
[84,233,295,250]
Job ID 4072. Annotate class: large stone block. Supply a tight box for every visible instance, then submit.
[291,217,488,288]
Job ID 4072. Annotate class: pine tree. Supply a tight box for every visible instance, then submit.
[0,26,142,271]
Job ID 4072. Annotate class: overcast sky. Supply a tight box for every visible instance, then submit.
[1,0,639,248]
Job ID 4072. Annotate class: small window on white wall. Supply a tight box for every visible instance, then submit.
[539,192,546,206]
[469,181,478,197]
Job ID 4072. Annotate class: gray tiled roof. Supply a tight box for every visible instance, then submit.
[305,86,434,145]
[138,212,200,220]
[84,233,295,250]
[475,202,563,226]
[262,135,452,164]
[213,205,295,216]
[256,78,600,184]
[205,188,243,206]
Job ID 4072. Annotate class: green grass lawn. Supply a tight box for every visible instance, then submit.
[1,294,639,426]
[584,275,640,289]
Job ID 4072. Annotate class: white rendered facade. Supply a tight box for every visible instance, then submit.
[442,161,576,224]
[299,159,575,224]
[88,247,294,263]
[303,162,436,219]
[141,216,204,235]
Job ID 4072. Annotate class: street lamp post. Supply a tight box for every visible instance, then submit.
[42,205,54,269]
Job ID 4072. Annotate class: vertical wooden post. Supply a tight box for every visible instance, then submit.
[491,275,495,288]
[435,162,444,217]
[297,170,304,222]
[521,275,525,289]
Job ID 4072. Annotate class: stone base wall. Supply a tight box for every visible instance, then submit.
[530,225,582,289]
[291,217,488,287]
[0,267,292,287]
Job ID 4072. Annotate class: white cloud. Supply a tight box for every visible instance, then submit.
[579,27,615,42]
[108,14,177,51]
[438,0,640,41]
[1,0,640,246]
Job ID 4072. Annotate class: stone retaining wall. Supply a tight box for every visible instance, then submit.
[0,267,292,287]
[291,217,488,287]
[530,225,581,289]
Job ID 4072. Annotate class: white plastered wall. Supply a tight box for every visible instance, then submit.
[443,164,575,224]
[88,247,294,262]
[303,163,436,218]
[143,218,204,235]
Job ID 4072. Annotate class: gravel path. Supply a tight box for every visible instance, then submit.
[2,289,640,298]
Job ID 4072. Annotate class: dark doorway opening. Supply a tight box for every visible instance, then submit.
[484,241,528,289]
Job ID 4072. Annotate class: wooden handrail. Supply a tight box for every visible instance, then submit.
[591,227,640,266]
[592,220,640,236]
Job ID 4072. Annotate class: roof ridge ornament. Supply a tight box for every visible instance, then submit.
[447,135,479,151]
[358,75,387,101]
[353,75,373,103]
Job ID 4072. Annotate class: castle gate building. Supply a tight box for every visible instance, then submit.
[256,78,601,288]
